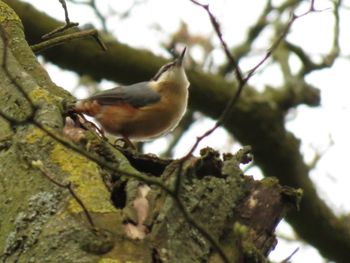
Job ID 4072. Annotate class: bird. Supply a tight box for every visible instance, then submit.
[74,47,190,145]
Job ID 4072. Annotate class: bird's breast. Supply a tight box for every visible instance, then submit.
[125,91,188,139]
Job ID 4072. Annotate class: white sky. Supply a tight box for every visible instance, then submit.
[23,0,350,262]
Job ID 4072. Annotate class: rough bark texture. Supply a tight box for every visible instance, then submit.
[4,1,350,261]
[0,2,299,262]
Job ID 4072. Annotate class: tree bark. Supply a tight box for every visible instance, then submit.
[4,1,349,261]
[0,2,300,262]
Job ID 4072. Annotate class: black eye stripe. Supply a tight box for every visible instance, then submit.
[152,61,176,81]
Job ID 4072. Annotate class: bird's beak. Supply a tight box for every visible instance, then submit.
[176,46,186,66]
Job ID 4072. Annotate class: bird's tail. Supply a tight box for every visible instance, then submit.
[72,99,101,116]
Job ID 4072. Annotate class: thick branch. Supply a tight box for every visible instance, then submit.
[3,0,350,261]
[0,2,300,262]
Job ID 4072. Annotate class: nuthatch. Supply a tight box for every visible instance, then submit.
[74,47,189,142]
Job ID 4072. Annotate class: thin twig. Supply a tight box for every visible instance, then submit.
[0,27,36,122]
[32,29,107,53]
[179,2,318,260]
[59,0,71,24]
[33,161,95,228]
[160,110,194,158]
[2,25,226,260]
[68,0,108,32]
[222,0,272,74]
[294,1,339,76]
[247,4,329,79]
[245,14,297,80]
[280,247,299,263]
[184,0,318,160]
[42,22,79,40]
[35,1,107,52]
[0,26,162,208]
[172,190,230,263]
[42,0,79,40]
[184,0,247,161]
[0,2,318,261]
[189,0,244,84]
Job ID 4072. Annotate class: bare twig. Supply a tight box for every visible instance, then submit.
[68,0,108,31]
[172,188,230,263]
[36,123,230,262]
[245,13,297,80]
[42,0,79,40]
[184,1,247,160]
[32,160,95,228]
[177,2,318,259]
[3,24,100,230]
[0,24,228,263]
[41,22,79,40]
[189,0,244,84]
[184,0,318,160]
[280,247,299,263]
[246,1,328,79]
[34,1,107,53]
[60,0,72,25]
[278,3,336,77]
[2,1,320,260]
[160,110,194,158]
[308,135,334,170]
[0,27,36,122]
[221,0,273,74]
[32,29,107,53]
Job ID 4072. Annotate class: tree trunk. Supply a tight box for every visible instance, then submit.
[0,2,299,262]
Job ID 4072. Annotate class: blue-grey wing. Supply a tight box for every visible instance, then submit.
[88,82,161,108]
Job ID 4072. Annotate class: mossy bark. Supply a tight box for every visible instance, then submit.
[0,2,298,263]
[7,1,348,261]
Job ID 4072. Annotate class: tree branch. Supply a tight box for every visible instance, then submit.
[3,0,350,261]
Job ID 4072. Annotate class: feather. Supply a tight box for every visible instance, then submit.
[88,82,161,108]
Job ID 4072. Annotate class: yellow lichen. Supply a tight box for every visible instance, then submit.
[51,143,117,214]
[25,127,46,144]
[29,88,57,104]
[0,2,21,23]
[98,259,138,263]
[98,259,121,263]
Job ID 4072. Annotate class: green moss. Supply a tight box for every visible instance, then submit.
[98,236,152,262]
[0,2,21,24]
[233,222,249,237]
[50,143,117,214]
[0,117,12,142]
[260,177,279,187]
[282,187,303,210]
[242,240,267,263]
